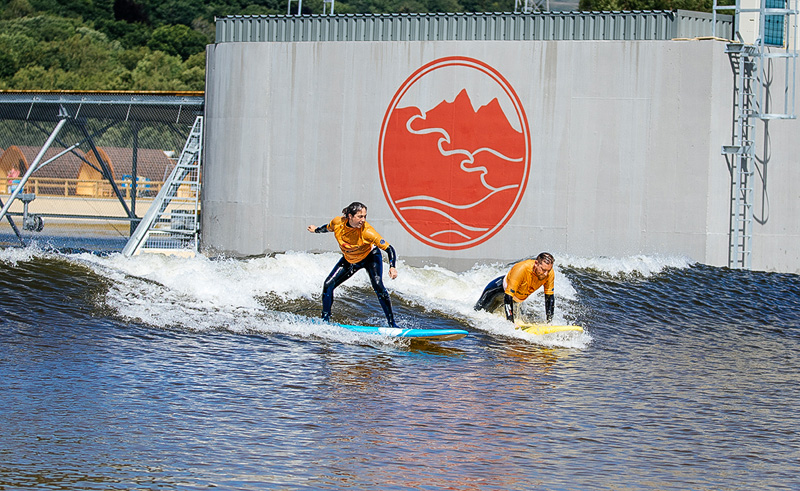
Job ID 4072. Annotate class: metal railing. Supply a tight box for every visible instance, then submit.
[2,178,169,199]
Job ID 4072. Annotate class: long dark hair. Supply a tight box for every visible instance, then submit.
[342,202,367,218]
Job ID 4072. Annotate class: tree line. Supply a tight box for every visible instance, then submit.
[0,0,716,92]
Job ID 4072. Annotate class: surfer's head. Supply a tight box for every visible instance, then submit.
[534,252,554,280]
[536,252,554,265]
[343,202,367,228]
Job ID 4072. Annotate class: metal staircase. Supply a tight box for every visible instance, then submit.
[122,116,202,257]
[714,0,797,269]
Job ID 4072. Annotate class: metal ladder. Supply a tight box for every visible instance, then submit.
[715,0,797,269]
[122,116,202,257]
[723,45,758,269]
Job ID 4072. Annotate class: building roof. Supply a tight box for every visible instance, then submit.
[1,145,174,181]
[0,91,204,124]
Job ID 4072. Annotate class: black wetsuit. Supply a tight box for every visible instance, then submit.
[322,247,397,327]
[474,276,516,321]
[474,268,555,323]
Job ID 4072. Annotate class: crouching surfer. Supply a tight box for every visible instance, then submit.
[307,201,399,327]
[474,252,555,324]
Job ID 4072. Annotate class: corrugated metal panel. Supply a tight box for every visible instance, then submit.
[674,9,732,39]
[215,10,733,43]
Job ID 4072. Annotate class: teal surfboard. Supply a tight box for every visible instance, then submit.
[338,324,468,341]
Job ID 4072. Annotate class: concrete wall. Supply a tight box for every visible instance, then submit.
[203,39,800,273]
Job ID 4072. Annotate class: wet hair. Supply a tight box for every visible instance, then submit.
[342,202,367,218]
[536,252,554,265]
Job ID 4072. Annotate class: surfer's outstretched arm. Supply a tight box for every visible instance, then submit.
[545,294,554,323]
[308,224,331,233]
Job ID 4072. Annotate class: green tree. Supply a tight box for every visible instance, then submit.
[147,23,209,60]
[96,123,133,147]
[0,32,37,76]
[138,124,183,149]
[130,50,185,89]
[116,45,151,71]
[0,14,84,42]
[179,51,205,90]
[113,0,150,23]
[9,65,75,89]
[0,50,15,78]
[1,0,34,19]
[94,17,153,49]
[579,0,713,11]
[149,0,203,27]
[26,0,115,20]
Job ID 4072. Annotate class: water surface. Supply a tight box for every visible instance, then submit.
[1,247,798,490]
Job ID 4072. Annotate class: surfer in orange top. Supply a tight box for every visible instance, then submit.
[307,202,399,327]
[474,252,555,324]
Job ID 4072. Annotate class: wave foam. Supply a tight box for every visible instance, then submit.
[66,250,597,348]
[558,253,693,277]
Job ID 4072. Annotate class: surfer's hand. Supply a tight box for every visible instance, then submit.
[388,266,397,279]
[307,225,316,233]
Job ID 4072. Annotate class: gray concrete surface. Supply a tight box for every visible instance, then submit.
[203,39,800,273]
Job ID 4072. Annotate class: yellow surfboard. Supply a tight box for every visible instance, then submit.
[516,323,584,336]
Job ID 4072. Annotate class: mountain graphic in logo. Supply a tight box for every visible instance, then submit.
[379,57,530,250]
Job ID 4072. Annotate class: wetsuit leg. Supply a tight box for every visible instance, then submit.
[321,257,359,322]
[474,276,505,313]
[363,248,397,327]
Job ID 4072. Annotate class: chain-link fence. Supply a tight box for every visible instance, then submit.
[0,91,203,253]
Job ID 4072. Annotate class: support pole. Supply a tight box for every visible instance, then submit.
[130,122,140,234]
[77,121,134,219]
[0,197,25,246]
[0,117,68,223]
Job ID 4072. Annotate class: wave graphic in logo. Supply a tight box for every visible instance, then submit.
[379,57,531,250]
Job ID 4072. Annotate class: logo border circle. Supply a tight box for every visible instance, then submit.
[378,56,531,251]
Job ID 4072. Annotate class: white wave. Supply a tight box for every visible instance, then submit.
[557,253,694,277]
[0,242,50,265]
[66,250,599,348]
[389,260,580,318]
[8,244,692,349]
[69,250,413,346]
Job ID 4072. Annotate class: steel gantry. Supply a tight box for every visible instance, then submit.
[714,0,797,269]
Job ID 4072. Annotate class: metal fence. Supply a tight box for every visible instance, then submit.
[0,91,204,252]
[216,10,733,43]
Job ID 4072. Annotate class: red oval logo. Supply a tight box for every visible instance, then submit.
[379,56,531,250]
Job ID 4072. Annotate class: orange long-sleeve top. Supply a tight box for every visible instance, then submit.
[327,216,390,264]
[504,259,554,301]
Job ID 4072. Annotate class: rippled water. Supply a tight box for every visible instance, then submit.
[1,246,799,490]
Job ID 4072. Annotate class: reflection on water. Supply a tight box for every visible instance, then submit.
[1,249,799,490]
